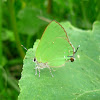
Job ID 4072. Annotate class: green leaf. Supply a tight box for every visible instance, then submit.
[17,7,48,35]
[2,28,15,41]
[18,21,100,100]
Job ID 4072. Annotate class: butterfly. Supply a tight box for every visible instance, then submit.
[33,21,80,77]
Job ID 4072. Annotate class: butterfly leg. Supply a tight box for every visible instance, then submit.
[34,64,38,75]
[35,67,37,75]
[38,68,41,77]
[48,67,54,77]
[51,68,56,72]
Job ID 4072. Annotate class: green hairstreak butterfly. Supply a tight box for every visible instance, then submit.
[33,21,80,77]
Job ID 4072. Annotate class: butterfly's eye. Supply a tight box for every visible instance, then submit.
[33,58,36,62]
[70,57,74,62]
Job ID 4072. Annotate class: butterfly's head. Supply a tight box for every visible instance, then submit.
[68,45,80,62]
[70,57,74,62]
[33,57,37,62]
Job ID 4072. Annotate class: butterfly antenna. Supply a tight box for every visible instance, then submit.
[67,45,80,57]
[74,45,80,54]
[21,45,28,51]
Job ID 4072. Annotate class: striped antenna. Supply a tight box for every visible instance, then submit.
[74,45,80,54]
[67,45,80,57]
[21,45,28,51]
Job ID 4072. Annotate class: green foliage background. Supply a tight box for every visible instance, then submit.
[0,0,100,100]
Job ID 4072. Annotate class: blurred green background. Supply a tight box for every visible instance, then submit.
[0,0,100,100]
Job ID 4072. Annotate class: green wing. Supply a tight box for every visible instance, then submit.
[36,21,74,67]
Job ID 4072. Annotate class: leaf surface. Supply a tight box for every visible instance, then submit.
[18,21,100,100]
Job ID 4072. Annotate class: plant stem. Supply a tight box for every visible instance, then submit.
[7,0,25,59]
[68,0,76,26]
[0,0,2,65]
[81,2,89,29]
[47,0,52,14]
[2,69,20,92]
